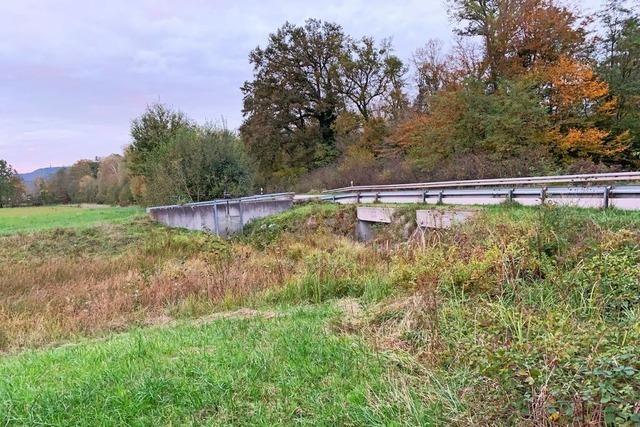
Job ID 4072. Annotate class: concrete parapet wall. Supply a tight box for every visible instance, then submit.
[416,209,477,229]
[147,194,294,237]
[355,206,397,241]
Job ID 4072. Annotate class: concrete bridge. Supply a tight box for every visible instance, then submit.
[147,172,640,237]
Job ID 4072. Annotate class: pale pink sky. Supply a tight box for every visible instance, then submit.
[1,0,604,173]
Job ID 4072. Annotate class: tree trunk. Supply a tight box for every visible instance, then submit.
[317,110,336,148]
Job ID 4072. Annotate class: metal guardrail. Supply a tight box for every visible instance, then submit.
[147,192,294,212]
[321,186,640,203]
[324,171,640,193]
[320,185,640,209]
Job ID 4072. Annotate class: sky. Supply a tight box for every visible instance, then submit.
[1,0,604,173]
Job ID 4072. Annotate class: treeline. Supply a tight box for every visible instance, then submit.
[21,111,252,206]
[4,0,639,207]
[242,0,640,190]
[36,155,133,205]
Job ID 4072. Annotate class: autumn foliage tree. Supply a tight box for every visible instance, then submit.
[597,0,640,159]
[381,0,636,183]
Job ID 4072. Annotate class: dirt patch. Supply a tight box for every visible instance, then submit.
[146,308,282,329]
[335,298,363,320]
[331,298,365,334]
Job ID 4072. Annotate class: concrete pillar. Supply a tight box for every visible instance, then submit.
[356,220,375,241]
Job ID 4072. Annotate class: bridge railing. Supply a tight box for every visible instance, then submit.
[320,172,640,209]
[323,171,640,193]
[147,192,294,212]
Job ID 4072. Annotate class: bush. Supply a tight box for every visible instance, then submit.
[143,125,254,205]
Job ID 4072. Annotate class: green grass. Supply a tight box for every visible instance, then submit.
[0,305,437,426]
[2,201,639,424]
[0,205,145,234]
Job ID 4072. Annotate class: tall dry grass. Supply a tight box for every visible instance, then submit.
[0,209,368,351]
[0,224,300,351]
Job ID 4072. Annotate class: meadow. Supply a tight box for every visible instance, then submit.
[1,202,639,425]
[0,205,144,234]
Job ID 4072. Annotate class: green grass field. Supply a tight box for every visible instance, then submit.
[0,305,435,425]
[0,205,144,234]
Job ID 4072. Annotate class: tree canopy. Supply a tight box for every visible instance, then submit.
[240,19,407,188]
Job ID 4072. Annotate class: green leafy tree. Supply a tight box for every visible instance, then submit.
[127,103,192,176]
[240,19,347,186]
[339,37,406,121]
[145,125,254,205]
[597,0,640,160]
[241,19,408,188]
[0,160,23,207]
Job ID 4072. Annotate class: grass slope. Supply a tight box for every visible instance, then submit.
[0,205,144,234]
[0,305,435,426]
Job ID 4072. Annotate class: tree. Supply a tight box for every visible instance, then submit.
[597,0,640,160]
[0,160,24,207]
[241,19,346,186]
[144,125,253,205]
[540,56,629,160]
[449,0,585,87]
[33,177,50,205]
[46,169,70,204]
[127,103,192,176]
[96,154,132,205]
[339,37,406,120]
[66,159,99,202]
[390,78,554,178]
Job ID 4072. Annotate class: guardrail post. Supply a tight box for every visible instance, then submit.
[603,186,612,209]
[239,199,244,231]
[213,203,219,236]
[422,190,428,203]
[508,188,514,203]
[332,194,336,203]
[437,190,444,205]
[540,187,548,205]
[374,192,380,203]
[356,192,361,204]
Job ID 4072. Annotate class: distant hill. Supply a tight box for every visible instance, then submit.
[19,166,65,192]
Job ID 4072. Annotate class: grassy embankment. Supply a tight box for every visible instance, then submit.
[1,203,639,425]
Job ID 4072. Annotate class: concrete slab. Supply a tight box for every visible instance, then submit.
[356,206,396,223]
[416,209,477,229]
